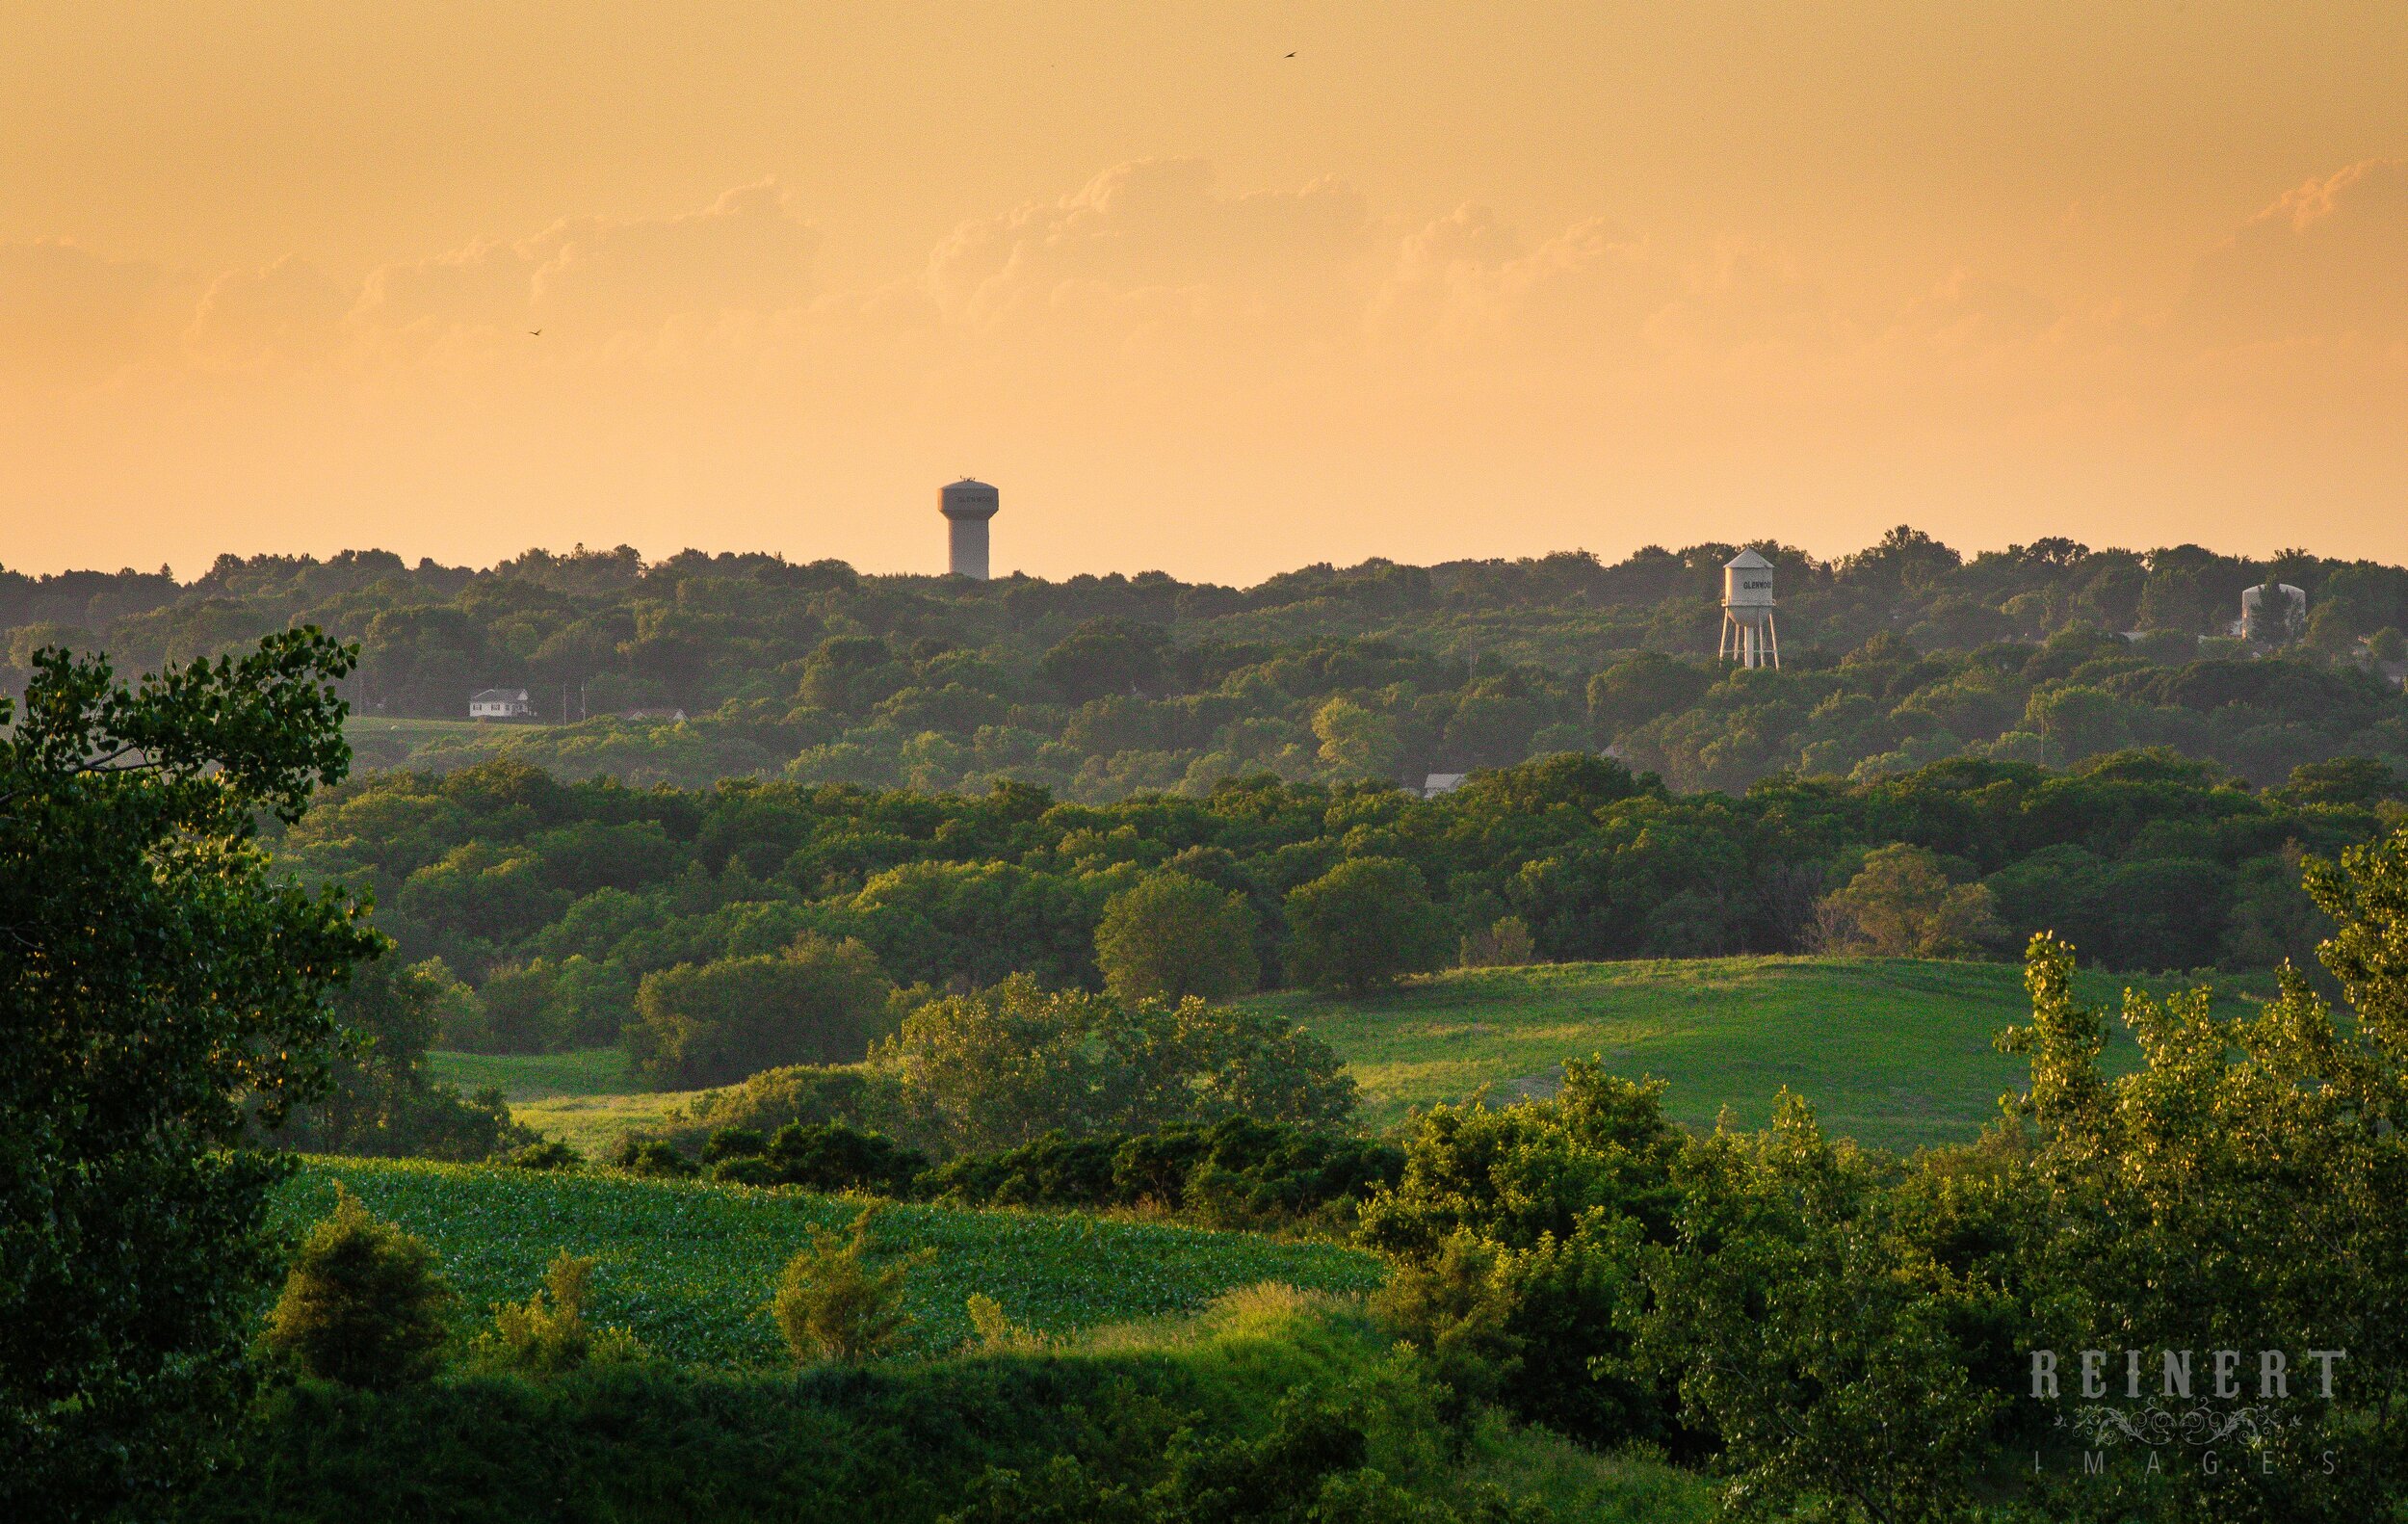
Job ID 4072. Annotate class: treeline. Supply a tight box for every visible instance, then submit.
[11,530,2408,801]
[270,748,2400,1069]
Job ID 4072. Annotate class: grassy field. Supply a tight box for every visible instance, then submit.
[1251,955,2272,1150]
[284,1157,1384,1368]
[437,955,2274,1156]
[431,1046,703,1155]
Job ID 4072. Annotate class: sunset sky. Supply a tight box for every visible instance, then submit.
[4,3,2403,583]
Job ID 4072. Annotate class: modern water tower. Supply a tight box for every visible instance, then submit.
[939,478,999,580]
[1719,549,1780,670]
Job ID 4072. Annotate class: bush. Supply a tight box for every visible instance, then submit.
[698,1122,927,1195]
[772,1206,934,1364]
[468,1251,645,1377]
[915,1117,1404,1229]
[627,933,894,1089]
[1095,872,1259,1005]
[510,1140,584,1170]
[1457,915,1537,969]
[666,1063,918,1149]
[1283,857,1450,995]
[610,1137,697,1178]
[262,1187,454,1389]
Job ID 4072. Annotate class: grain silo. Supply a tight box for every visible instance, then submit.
[1719,549,1780,669]
[939,478,1000,580]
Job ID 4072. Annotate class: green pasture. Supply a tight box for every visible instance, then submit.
[436,955,2277,1157]
[282,1158,1385,1369]
[430,1046,702,1155]
[1253,955,2273,1150]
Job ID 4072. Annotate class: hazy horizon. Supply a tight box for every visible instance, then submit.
[6,3,2404,581]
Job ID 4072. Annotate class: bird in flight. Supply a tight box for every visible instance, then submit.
[529,329,542,337]
[1285,51,1296,58]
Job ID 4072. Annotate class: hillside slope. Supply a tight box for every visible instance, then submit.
[1251,956,2268,1150]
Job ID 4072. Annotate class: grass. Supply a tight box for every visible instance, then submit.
[435,955,2275,1155]
[429,1047,703,1156]
[281,1157,1386,1369]
[1247,955,2274,1151]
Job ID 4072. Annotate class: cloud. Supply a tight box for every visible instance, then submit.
[923,159,1374,328]
[1373,207,1670,362]
[352,177,821,344]
[2181,158,2408,347]
[186,255,353,367]
[0,240,188,384]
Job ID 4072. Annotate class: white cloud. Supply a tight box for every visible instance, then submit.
[2181,158,2408,347]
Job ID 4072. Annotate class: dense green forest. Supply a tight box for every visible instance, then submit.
[11,530,2408,798]
[273,747,2397,1064]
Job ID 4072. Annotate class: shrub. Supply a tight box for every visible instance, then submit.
[627,933,894,1089]
[1457,915,1536,969]
[772,1206,933,1364]
[756,1121,928,1196]
[510,1140,584,1170]
[700,1126,769,1165]
[262,1187,453,1389]
[610,1137,697,1178]
[666,1063,918,1149]
[962,1294,1042,1354]
[468,1251,645,1377]
[915,1117,1404,1229]
[1095,871,1259,1005]
[1283,856,1450,995]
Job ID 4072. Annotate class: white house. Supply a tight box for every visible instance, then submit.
[468,688,534,720]
[1423,773,1468,799]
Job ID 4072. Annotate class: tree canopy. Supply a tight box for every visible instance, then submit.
[0,632,372,1519]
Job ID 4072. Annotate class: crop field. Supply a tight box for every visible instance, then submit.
[1250,956,2275,1150]
[281,1158,1385,1368]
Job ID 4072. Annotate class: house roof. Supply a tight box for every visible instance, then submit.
[469,688,529,702]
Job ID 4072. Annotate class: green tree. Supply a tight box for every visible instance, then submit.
[1812,843,2001,958]
[262,1187,454,1390]
[880,978,1354,1151]
[276,953,529,1161]
[1310,696,1401,778]
[627,933,894,1088]
[1095,871,1259,1005]
[772,1205,932,1363]
[0,632,375,1519]
[1283,856,1449,995]
[1357,1063,1688,1444]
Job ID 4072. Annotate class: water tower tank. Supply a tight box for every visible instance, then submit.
[2240,582,2306,644]
[1723,549,1775,609]
[1718,549,1780,669]
[939,478,1000,580]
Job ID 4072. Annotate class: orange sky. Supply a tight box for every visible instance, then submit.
[3,2,2403,582]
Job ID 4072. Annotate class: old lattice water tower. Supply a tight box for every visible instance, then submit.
[1719,548,1780,669]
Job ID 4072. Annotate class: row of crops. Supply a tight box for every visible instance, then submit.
[280,1159,1386,1366]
